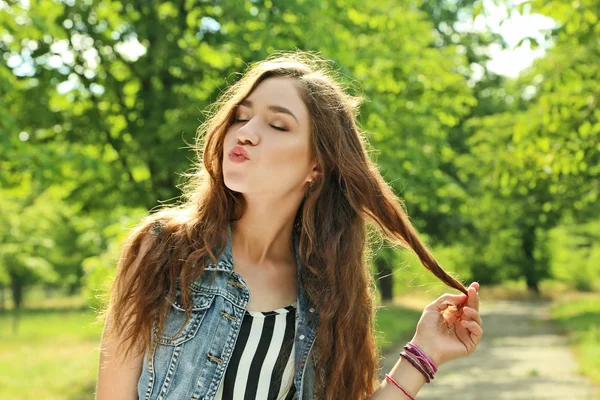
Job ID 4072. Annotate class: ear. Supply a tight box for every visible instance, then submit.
[305,161,322,183]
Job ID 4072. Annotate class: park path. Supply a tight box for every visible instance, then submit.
[379,299,599,400]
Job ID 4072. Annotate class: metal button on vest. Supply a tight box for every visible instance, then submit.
[299,334,305,340]
[309,307,315,313]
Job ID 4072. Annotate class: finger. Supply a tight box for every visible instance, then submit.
[460,319,483,339]
[455,318,474,349]
[461,306,482,326]
[467,283,480,311]
[428,293,467,311]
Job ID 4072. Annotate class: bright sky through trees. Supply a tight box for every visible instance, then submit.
[474,0,556,77]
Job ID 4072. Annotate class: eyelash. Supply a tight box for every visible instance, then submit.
[233,119,287,132]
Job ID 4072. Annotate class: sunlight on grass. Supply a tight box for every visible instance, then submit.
[374,303,422,354]
[551,294,600,386]
[0,308,103,400]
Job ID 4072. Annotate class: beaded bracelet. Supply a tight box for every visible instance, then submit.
[385,373,415,400]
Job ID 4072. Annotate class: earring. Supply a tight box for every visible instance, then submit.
[308,180,314,189]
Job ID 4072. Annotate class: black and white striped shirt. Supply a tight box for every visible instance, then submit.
[215,301,298,400]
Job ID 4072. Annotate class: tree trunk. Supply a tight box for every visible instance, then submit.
[0,284,5,312]
[375,256,394,302]
[9,270,24,334]
[9,271,23,310]
[522,224,541,294]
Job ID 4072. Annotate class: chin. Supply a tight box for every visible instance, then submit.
[223,174,249,193]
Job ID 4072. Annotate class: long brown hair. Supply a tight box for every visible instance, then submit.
[101,51,468,399]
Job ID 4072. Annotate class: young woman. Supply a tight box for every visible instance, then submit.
[96,51,483,400]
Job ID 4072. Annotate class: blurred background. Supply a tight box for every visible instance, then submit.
[1,0,599,399]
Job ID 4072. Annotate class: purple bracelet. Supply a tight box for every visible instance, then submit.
[400,351,433,383]
[405,342,438,373]
[404,350,435,379]
[405,342,437,372]
[404,348,436,378]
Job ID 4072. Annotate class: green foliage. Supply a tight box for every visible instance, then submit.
[81,207,148,309]
[549,219,600,292]
[1,0,484,301]
[1,0,598,311]
[455,0,600,291]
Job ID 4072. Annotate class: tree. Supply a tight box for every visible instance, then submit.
[463,0,600,292]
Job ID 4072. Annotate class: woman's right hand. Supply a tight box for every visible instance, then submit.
[409,282,483,367]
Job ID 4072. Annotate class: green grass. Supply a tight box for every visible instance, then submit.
[550,294,600,387]
[0,300,103,400]
[374,303,422,354]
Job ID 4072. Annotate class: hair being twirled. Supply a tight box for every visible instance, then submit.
[101,51,468,400]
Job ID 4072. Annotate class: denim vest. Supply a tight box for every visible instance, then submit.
[137,223,320,400]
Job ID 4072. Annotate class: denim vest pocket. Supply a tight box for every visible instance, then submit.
[155,292,214,347]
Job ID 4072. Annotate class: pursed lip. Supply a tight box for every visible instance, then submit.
[229,145,251,160]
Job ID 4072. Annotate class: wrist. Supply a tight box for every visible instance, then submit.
[387,355,427,399]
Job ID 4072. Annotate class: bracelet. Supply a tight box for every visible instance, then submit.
[400,351,432,383]
[404,346,435,379]
[405,342,438,373]
[395,341,437,383]
[385,373,415,400]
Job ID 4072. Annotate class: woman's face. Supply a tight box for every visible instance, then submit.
[222,77,316,198]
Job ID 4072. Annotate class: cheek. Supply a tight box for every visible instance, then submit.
[223,127,235,146]
[222,128,238,156]
[265,140,311,170]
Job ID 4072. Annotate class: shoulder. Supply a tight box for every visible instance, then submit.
[129,208,193,244]
[117,209,193,277]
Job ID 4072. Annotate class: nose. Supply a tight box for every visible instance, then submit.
[235,117,260,146]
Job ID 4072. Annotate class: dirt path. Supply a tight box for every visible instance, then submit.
[379,299,599,400]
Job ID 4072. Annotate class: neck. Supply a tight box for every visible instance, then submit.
[231,196,300,268]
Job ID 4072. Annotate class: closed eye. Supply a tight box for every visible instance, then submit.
[232,118,286,131]
[270,125,287,132]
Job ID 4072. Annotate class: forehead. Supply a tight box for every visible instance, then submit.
[243,77,309,123]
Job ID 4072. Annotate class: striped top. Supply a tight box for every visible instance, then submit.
[215,301,298,400]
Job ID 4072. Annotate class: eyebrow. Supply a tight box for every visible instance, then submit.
[239,99,299,124]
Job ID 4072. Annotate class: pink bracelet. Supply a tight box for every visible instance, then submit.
[405,342,438,373]
[400,351,433,383]
[385,373,415,400]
